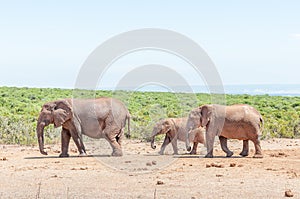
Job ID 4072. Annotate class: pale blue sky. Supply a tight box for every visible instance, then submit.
[0,1,300,88]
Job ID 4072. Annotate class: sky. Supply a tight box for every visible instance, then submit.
[0,1,300,89]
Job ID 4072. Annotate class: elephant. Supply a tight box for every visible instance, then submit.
[150,118,205,155]
[186,104,263,158]
[36,97,130,157]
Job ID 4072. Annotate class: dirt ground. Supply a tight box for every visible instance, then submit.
[1,138,300,199]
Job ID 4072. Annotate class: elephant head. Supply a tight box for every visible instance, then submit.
[36,100,72,155]
[186,108,202,131]
[150,119,175,149]
[185,108,202,151]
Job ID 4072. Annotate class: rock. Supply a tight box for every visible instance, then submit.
[146,162,152,166]
[156,180,164,185]
[71,148,78,153]
[207,163,224,168]
[215,163,225,168]
[230,163,236,167]
[152,161,157,165]
[53,149,60,153]
[285,189,294,197]
[270,152,288,157]
[175,167,184,172]
[218,164,225,168]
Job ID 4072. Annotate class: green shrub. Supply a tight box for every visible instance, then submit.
[0,86,299,145]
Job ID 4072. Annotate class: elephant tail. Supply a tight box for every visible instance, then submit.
[258,116,264,136]
[126,113,131,139]
[259,116,264,128]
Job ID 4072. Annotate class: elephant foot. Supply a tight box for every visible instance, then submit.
[173,152,179,155]
[190,150,197,155]
[112,149,123,157]
[253,154,263,158]
[226,151,234,157]
[204,154,213,158]
[239,152,249,157]
[78,152,87,157]
[59,153,69,158]
[158,151,164,155]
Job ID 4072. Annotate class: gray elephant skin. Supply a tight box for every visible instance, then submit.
[186,104,263,158]
[151,118,205,155]
[36,97,130,157]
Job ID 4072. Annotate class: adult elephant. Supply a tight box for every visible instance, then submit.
[186,104,263,158]
[150,118,205,155]
[36,97,130,157]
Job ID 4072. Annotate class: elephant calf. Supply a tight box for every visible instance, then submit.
[186,104,263,158]
[36,97,130,157]
[151,118,205,155]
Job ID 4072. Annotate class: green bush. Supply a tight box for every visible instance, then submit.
[0,87,299,145]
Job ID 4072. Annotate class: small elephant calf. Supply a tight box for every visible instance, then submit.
[150,118,205,155]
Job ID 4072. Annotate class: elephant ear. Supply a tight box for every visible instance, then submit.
[52,100,73,128]
[200,105,212,127]
[162,120,171,132]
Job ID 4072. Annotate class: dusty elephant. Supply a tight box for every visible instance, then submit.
[36,97,130,157]
[150,118,205,155]
[186,104,263,158]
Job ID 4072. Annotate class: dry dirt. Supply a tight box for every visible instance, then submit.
[1,138,300,199]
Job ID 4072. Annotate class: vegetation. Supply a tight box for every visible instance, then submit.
[0,86,299,145]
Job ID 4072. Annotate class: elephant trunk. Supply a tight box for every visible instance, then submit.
[186,129,192,152]
[36,121,48,155]
[186,118,196,152]
[151,135,156,149]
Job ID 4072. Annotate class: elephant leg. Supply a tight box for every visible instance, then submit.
[219,136,233,157]
[159,135,171,155]
[170,137,179,155]
[70,130,87,156]
[240,140,249,157]
[59,128,71,158]
[190,142,198,155]
[106,129,123,157]
[252,138,263,158]
[205,131,215,158]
